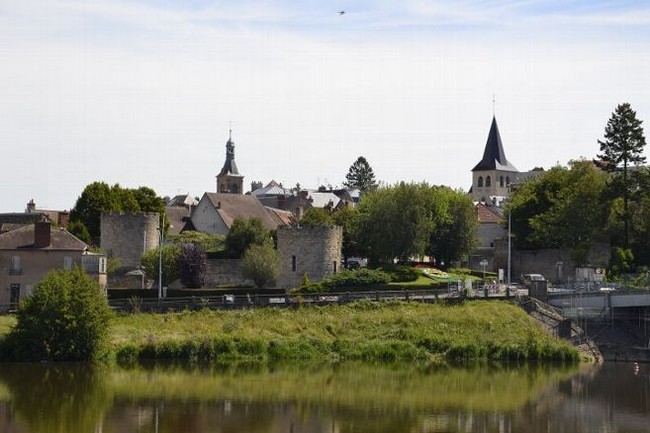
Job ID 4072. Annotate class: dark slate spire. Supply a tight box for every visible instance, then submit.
[471,116,518,172]
[219,129,240,176]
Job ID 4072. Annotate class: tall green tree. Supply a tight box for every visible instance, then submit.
[506,160,610,263]
[224,217,272,258]
[355,182,437,264]
[426,187,478,267]
[299,208,334,227]
[343,156,378,192]
[332,205,361,263]
[597,103,647,247]
[69,182,165,243]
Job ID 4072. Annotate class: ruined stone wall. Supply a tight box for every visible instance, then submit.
[276,225,343,289]
[100,213,160,268]
[204,259,254,287]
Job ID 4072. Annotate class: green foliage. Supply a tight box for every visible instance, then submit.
[331,205,361,260]
[356,182,477,265]
[67,220,91,243]
[6,267,112,361]
[609,247,634,277]
[167,231,224,253]
[379,264,420,282]
[241,242,281,288]
[178,243,207,288]
[343,156,378,192]
[141,244,181,286]
[597,103,647,247]
[70,182,165,243]
[225,217,272,258]
[507,160,610,258]
[320,268,392,290]
[299,208,334,227]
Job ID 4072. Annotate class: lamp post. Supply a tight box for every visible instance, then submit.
[507,210,512,286]
[158,219,163,300]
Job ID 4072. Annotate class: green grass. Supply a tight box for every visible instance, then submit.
[107,301,578,364]
[0,301,579,364]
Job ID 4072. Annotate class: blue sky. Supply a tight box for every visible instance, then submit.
[1,0,650,212]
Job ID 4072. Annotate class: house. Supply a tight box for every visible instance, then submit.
[0,221,107,309]
[191,193,287,236]
[165,194,198,235]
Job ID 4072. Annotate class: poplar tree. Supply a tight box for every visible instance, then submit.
[597,103,647,247]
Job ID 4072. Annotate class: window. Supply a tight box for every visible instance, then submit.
[10,256,21,274]
[499,176,504,187]
[291,255,297,272]
[333,261,338,273]
[64,256,73,270]
[99,257,107,274]
[477,176,483,187]
[506,176,510,186]
[486,176,491,187]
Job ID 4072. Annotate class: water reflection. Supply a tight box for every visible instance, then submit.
[0,362,647,433]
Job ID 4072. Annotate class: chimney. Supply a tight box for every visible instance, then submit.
[34,221,51,248]
[26,199,36,214]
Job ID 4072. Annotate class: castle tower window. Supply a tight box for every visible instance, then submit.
[499,176,504,187]
[291,255,297,272]
[478,176,483,187]
[486,176,491,187]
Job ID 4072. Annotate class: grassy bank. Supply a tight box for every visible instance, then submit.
[0,300,579,363]
[109,300,578,364]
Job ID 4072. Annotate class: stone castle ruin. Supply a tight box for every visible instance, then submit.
[100,212,160,269]
[277,225,342,289]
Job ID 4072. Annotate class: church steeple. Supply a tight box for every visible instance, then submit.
[216,128,244,194]
[472,116,517,172]
[470,116,519,203]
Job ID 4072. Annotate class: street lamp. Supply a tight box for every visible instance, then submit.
[507,210,512,286]
[158,219,163,300]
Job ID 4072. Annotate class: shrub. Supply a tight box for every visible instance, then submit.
[320,268,391,290]
[225,217,271,258]
[7,267,113,361]
[241,241,281,288]
[178,243,207,288]
[380,264,419,282]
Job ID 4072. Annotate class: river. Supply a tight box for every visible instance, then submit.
[0,361,647,433]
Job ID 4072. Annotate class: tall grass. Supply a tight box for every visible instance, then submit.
[109,301,579,364]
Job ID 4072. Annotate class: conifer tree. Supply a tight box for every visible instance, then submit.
[343,156,378,192]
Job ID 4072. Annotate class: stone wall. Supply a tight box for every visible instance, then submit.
[494,241,610,283]
[276,225,343,289]
[204,259,254,287]
[100,213,160,268]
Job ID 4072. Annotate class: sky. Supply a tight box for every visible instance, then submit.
[2,0,650,212]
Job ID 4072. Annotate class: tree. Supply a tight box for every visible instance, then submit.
[141,244,181,286]
[167,231,225,253]
[7,267,112,361]
[506,160,610,263]
[597,103,647,247]
[300,208,334,227]
[241,241,281,288]
[355,182,437,264]
[343,156,378,192]
[178,243,207,288]
[426,187,478,266]
[331,205,361,263]
[69,182,166,243]
[224,217,272,258]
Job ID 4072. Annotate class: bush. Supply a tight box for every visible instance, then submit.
[178,243,207,288]
[320,268,392,290]
[380,264,419,282]
[225,217,272,258]
[6,267,113,361]
[241,241,281,288]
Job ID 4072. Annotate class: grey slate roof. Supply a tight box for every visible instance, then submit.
[203,193,281,231]
[0,224,88,251]
[472,116,518,172]
[219,132,241,176]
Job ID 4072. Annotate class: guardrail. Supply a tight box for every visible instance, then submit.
[0,284,523,314]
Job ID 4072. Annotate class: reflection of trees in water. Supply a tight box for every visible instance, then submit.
[1,362,632,433]
[0,363,110,433]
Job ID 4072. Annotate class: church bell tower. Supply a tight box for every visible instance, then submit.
[216,129,244,194]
